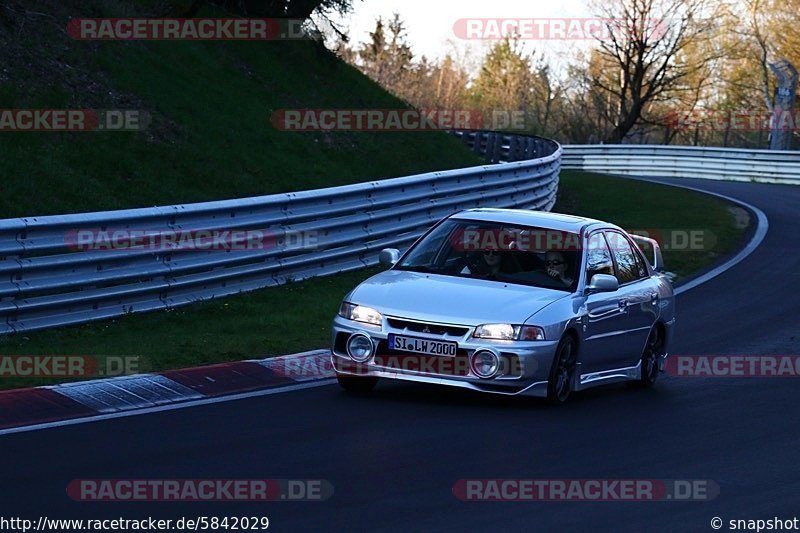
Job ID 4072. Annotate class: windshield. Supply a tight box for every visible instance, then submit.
[396,219,581,292]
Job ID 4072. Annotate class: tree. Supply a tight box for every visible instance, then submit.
[429,53,470,110]
[356,14,414,96]
[590,0,720,142]
[358,17,388,79]
[469,37,567,136]
[527,54,561,135]
[182,0,355,20]
[336,15,471,112]
[681,0,800,148]
[470,37,534,114]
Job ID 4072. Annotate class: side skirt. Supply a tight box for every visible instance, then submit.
[573,361,641,391]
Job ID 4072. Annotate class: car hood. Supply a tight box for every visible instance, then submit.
[347,270,569,326]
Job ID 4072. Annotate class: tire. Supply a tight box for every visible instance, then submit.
[336,374,379,393]
[637,326,663,388]
[547,335,578,405]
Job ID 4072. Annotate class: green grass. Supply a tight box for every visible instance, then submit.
[0,268,381,390]
[554,171,749,280]
[0,3,479,217]
[0,170,749,390]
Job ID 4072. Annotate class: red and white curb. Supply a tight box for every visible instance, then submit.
[0,189,770,436]
[0,350,333,433]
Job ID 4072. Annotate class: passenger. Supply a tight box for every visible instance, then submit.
[545,251,573,286]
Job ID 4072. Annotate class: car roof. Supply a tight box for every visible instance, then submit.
[450,208,608,233]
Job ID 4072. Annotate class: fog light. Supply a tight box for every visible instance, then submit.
[471,349,500,379]
[347,333,374,363]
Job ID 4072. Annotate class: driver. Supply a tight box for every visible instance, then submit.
[545,251,573,286]
[461,249,508,276]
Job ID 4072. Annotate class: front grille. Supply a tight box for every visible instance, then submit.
[386,318,470,337]
[373,341,523,379]
[375,340,470,358]
[373,340,471,376]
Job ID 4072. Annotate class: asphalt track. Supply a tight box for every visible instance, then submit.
[2,177,798,533]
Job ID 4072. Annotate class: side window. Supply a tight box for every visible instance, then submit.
[632,245,649,278]
[586,233,614,283]
[606,231,643,284]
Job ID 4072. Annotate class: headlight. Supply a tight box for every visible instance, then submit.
[346,333,374,362]
[472,324,545,341]
[339,302,383,327]
[471,349,500,379]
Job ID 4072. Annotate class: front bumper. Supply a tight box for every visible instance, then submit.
[331,315,561,397]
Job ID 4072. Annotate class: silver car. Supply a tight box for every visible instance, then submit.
[331,208,675,404]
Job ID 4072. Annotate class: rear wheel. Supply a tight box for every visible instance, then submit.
[336,375,379,393]
[637,326,663,388]
[547,335,577,405]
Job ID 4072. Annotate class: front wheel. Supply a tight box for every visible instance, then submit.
[336,374,379,393]
[637,326,663,388]
[547,335,577,405]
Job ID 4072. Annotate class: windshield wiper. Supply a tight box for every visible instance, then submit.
[471,273,514,283]
[396,265,441,274]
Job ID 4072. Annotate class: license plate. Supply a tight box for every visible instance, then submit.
[388,334,457,357]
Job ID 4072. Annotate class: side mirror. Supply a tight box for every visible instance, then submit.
[629,234,664,272]
[378,248,401,268]
[586,274,619,294]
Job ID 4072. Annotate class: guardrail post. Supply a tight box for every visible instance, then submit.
[525,138,536,160]
[484,132,497,163]
[472,132,487,159]
[511,136,525,162]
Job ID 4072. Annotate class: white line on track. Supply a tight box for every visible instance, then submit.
[0,379,337,436]
[622,177,769,295]
[0,177,770,437]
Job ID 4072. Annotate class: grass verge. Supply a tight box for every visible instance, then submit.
[554,172,750,280]
[0,171,750,390]
[0,1,479,217]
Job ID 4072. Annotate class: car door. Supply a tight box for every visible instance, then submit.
[603,231,658,369]
[582,231,631,374]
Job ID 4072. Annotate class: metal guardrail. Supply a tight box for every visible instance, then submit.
[452,130,558,164]
[0,132,560,334]
[561,144,800,184]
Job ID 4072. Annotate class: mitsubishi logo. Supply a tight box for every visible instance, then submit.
[422,326,431,334]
